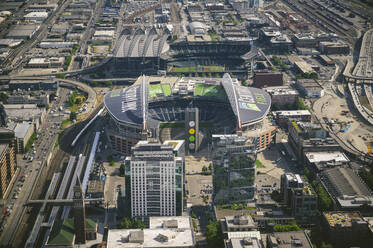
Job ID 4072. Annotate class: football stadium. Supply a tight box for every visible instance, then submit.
[104,74,271,154]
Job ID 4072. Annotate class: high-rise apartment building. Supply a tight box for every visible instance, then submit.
[125,140,184,218]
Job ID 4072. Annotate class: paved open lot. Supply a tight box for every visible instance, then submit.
[313,90,373,153]
[186,175,212,205]
[256,144,300,180]
[104,164,123,208]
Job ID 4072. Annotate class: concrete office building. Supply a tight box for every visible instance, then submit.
[0,143,16,199]
[125,140,183,218]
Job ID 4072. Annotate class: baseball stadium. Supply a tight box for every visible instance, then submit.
[104,73,271,154]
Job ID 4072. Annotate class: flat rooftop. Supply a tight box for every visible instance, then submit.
[107,228,194,247]
[149,216,191,229]
[305,151,349,164]
[264,86,298,95]
[273,110,311,116]
[266,231,313,248]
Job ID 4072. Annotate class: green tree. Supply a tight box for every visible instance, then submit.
[0,92,8,102]
[70,112,77,121]
[75,98,81,104]
[273,220,301,232]
[206,221,224,248]
[295,97,309,110]
[119,163,125,176]
[358,168,373,191]
[105,81,113,87]
[117,218,146,229]
[202,165,208,173]
[90,81,98,87]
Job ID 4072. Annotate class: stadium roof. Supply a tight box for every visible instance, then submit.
[104,74,271,127]
[114,28,169,58]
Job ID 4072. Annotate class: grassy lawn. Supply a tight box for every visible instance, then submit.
[256,160,265,168]
[61,119,72,130]
[194,84,204,96]
[148,84,162,98]
[161,84,172,96]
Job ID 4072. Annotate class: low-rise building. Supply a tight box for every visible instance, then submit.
[24,11,48,22]
[221,215,257,233]
[319,167,373,209]
[225,231,263,248]
[304,151,350,176]
[293,61,315,75]
[253,71,283,88]
[322,212,373,248]
[264,86,299,107]
[296,79,324,98]
[292,33,317,48]
[4,104,46,130]
[318,55,335,66]
[288,121,340,162]
[107,216,195,248]
[9,79,58,90]
[319,41,350,55]
[272,110,311,128]
[6,24,40,40]
[7,94,49,107]
[27,57,64,68]
[270,35,292,52]
[86,180,104,199]
[51,22,69,33]
[39,42,76,49]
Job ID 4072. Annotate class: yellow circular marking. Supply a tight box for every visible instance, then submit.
[189,128,195,134]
